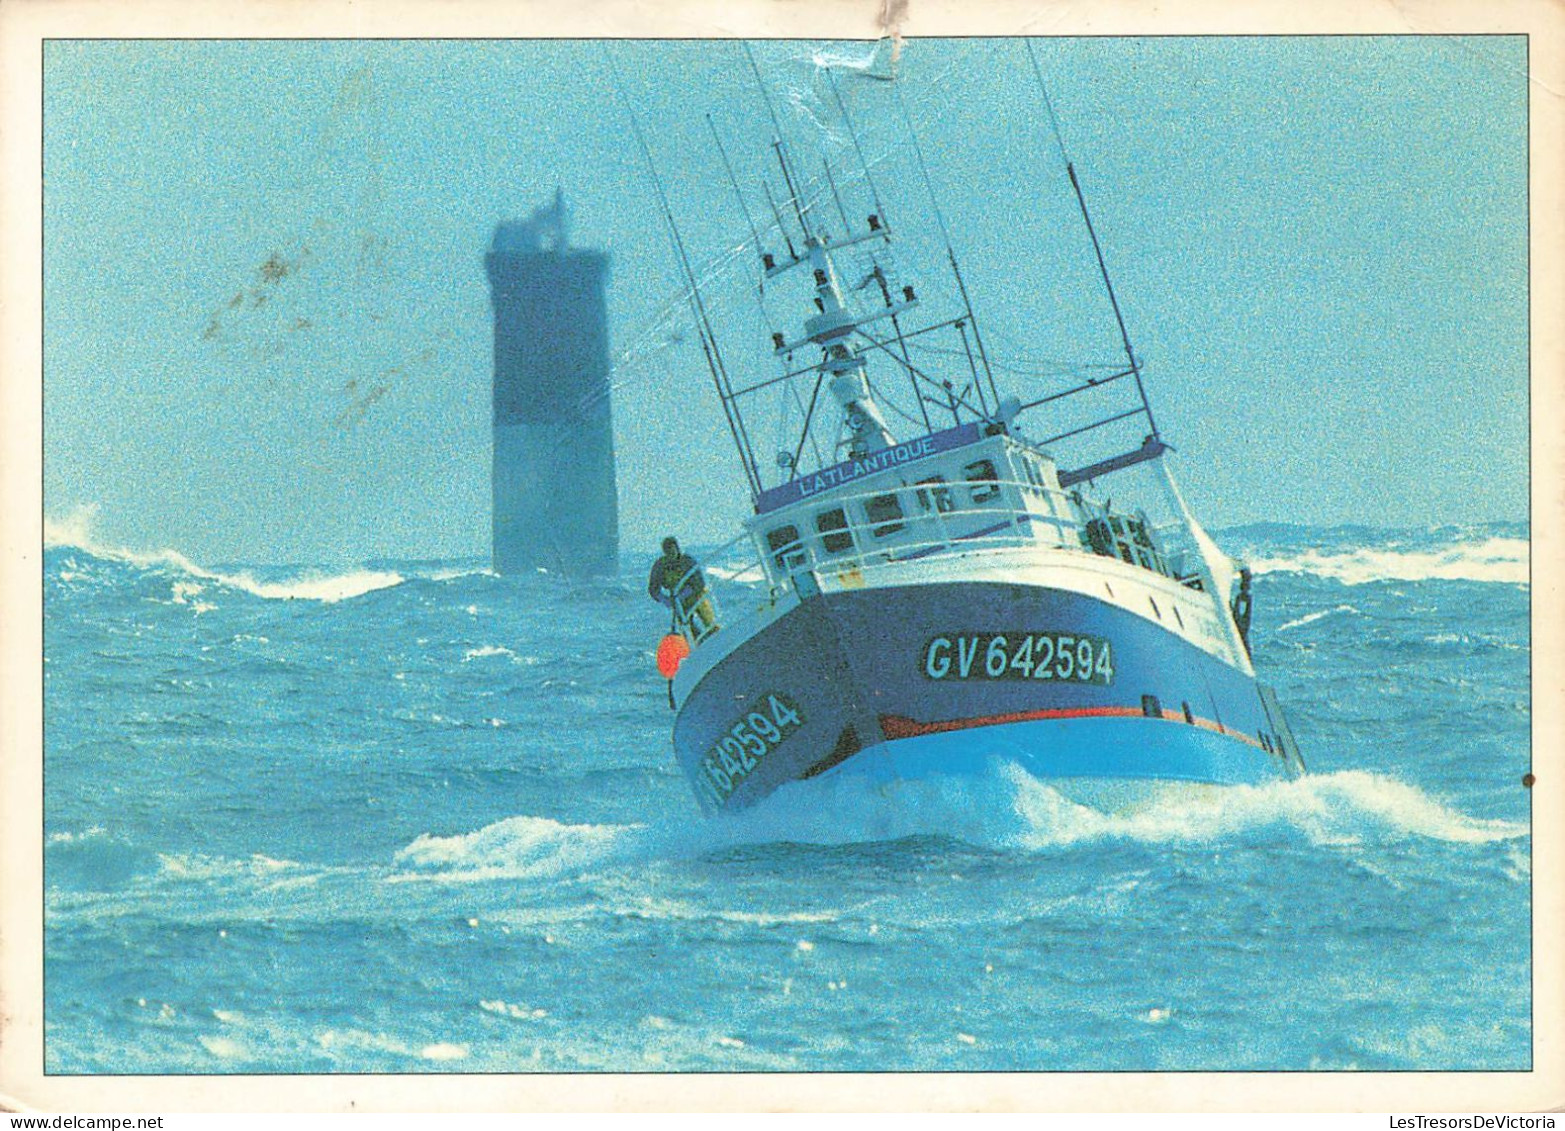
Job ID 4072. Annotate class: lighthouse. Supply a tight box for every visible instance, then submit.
[485,190,618,577]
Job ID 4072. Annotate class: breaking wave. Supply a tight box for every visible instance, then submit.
[1247,536,1528,586]
[387,764,1525,889]
[726,763,1527,852]
[1277,604,1360,632]
[390,815,650,883]
[46,504,405,603]
[1002,768,1527,849]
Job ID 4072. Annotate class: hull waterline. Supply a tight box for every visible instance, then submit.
[673,579,1303,812]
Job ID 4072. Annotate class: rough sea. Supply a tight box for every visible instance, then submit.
[42,517,1532,1074]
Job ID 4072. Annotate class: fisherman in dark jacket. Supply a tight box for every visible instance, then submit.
[648,536,718,640]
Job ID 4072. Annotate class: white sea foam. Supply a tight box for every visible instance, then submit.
[708,762,1527,854]
[221,570,405,602]
[198,1035,248,1060]
[391,815,645,883]
[609,897,838,928]
[1277,604,1359,632]
[427,565,496,582]
[48,826,108,844]
[1003,767,1527,849]
[157,852,303,881]
[705,563,766,586]
[1248,537,1528,586]
[45,504,404,602]
[462,644,518,662]
[316,1029,412,1056]
[386,763,1523,891]
[43,503,102,551]
[479,999,548,1020]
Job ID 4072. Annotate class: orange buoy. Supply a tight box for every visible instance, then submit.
[655,633,691,679]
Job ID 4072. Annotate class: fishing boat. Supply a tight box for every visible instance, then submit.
[628,42,1306,813]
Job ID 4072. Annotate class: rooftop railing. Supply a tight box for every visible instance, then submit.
[679,472,1216,649]
[684,478,1084,635]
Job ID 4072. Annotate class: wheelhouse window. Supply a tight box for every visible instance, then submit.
[965,459,1000,503]
[815,507,853,554]
[766,524,806,572]
[1020,458,1041,492]
[915,475,954,514]
[864,492,905,538]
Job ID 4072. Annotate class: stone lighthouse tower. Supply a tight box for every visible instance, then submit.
[485,190,618,577]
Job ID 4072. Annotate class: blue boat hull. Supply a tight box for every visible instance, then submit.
[673,580,1301,812]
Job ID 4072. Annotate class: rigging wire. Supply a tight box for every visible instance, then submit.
[1022,38,1159,442]
[1023,39,1073,173]
[890,79,1001,414]
[601,43,763,498]
[709,115,766,276]
[824,67,888,224]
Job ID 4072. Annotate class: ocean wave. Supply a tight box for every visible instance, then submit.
[1247,537,1528,586]
[156,851,306,880]
[461,644,519,663]
[46,504,404,603]
[390,815,647,883]
[198,1035,250,1061]
[1276,604,1360,632]
[46,826,163,890]
[421,564,496,582]
[712,763,1527,853]
[388,765,1524,887]
[315,1028,468,1062]
[1005,768,1527,849]
[705,563,766,586]
[221,570,405,602]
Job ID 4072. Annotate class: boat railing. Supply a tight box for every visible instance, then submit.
[670,565,721,645]
[686,476,1208,644]
[687,477,1074,613]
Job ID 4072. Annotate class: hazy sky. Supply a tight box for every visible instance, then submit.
[42,36,1527,565]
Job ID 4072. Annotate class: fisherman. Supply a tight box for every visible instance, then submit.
[648,536,718,641]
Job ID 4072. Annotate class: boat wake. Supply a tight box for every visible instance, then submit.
[383,764,1527,888]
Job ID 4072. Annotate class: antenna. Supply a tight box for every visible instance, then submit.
[761,180,799,262]
[743,42,817,241]
[743,42,788,143]
[708,115,765,267]
[891,81,1002,415]
[825,68,888,225]
[823,158,852,237]
[602,45,763,498]
[1023,39,1160,441]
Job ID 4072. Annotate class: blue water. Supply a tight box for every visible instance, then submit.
[42,519,1532,1073]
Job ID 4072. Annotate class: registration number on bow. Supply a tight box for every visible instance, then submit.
[923,632,1115,685]
[696,692,805,805]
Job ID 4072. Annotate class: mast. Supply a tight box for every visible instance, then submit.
[743,44,917,463]
[891,82,1002,417]
[603,46,764,500]
[1019,38,1168,480]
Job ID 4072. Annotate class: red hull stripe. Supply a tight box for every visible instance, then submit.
[879,707,1266,750]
